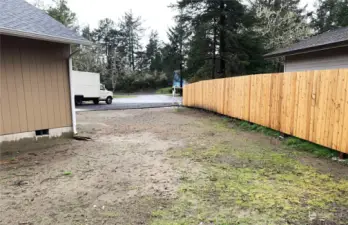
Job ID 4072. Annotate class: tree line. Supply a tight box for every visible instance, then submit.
[37,0,348,91]
[170,0,348,83]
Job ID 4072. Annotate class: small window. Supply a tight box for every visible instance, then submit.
[36,129,49,136]
[100,85,105,90]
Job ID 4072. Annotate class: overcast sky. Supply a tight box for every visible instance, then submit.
[28,0,317,43]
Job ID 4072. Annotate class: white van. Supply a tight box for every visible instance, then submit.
[72,71,113,105]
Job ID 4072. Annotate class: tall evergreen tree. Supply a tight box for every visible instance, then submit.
[312,0,348,33]
[146,31,162,72]
[46,0,77,28]
[165,17,189,87]
[176,0,252,78]
[119,11,144,71]
[185,23,214,81]
[91,19,127,90]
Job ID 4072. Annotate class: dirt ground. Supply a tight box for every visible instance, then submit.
[0,108,348,225]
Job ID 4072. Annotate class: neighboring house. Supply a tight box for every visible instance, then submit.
[0,0,90,144]
[265,26,348,72]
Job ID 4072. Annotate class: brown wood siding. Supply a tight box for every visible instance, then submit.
[0,35,72,135]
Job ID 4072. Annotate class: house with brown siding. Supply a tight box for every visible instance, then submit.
[265,26,348,72]
[0,0,90,144]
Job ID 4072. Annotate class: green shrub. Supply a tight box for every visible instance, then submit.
[156,87,183,95]
[156,87,172,94]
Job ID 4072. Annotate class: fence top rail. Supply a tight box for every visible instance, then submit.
[185,68,348,86]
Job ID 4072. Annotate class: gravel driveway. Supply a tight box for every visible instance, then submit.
[76,94,182,111]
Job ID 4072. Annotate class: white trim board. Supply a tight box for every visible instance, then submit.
[0,27,92,46]
[69,45,77,134]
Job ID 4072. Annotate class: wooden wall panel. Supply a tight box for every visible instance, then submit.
[0,35,2,134]
[0,35,72,135]
[42,47,56,129]
[20,45,36,132]
[11,47,28,132]
[57,56,68,126]
[183,68,348,154]
[3,46,21,133]
[62,56,72,126]
[29,48,43,130]
[1,44,12,134]
[35,48,49,129]
[51,58,62,128]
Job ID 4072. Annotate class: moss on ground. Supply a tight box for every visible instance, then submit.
[151,143,348,225]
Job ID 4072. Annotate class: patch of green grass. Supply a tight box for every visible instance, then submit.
[232,120,281,137]
[113,95,137,99]
[227,118,337,158]
[156,87,172,94]
[207,117,235,132]
[284,137,337,157]
[63,171,72,176]
[152,144,348,225]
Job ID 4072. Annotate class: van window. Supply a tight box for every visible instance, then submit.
[100,85,105,90]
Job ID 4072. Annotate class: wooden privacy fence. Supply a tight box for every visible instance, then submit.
[183,69,348,154]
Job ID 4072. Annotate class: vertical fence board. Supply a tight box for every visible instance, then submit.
[320,70,332,148]
[269,73,282,131]
[326,70,339,148]
[331,69,346,150]
[339,70,348,153]
[249,75,257,124]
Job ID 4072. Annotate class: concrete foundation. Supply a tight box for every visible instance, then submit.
[0,127,73,143]
[0,127,73,156]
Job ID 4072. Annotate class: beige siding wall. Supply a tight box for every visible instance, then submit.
[0,35,72,135]
[285,46,348,72]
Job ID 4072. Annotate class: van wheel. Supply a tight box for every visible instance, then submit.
[75,97,83,105]
[106,97,113,105]
[93,99,99,105]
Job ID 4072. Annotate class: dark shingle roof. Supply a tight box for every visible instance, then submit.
[0,0,90,45]
[265,26,348,58]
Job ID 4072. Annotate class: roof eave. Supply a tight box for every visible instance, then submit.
[0,27,92,46]
[264,41,348,59]
[264,52,285,59]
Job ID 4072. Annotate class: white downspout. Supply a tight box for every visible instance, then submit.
[68,45,77,134]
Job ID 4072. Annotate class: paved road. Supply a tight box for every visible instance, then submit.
[76,94,182,111]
